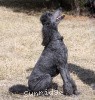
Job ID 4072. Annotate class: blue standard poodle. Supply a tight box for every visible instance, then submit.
[9,8,78,96]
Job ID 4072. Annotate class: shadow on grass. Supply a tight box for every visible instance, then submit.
[0,1,53,15]
[68,63,95,85]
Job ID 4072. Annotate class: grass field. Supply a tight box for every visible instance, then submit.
[0,4,95,100]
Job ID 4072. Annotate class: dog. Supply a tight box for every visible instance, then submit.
[9,8,78,96]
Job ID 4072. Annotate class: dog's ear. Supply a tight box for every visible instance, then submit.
[40,16,46,25]
[40,12,51,25]
[40,13,47,25]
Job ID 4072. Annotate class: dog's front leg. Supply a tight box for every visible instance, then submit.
[59,63,77,95]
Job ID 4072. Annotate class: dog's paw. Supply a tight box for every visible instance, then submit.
[63,83,73,95]
[63,82,78,96]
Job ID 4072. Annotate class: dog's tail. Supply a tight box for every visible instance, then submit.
[9,84,30,94]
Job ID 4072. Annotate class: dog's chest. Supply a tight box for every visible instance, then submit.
[46,65,59,77]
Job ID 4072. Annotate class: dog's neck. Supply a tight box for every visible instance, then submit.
[42,24,62,47]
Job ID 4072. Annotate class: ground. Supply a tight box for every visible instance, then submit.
[0,5,95,100]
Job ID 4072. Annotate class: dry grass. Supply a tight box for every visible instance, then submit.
[0,6,95,100]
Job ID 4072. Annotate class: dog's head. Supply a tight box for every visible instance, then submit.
[40,8,65,26]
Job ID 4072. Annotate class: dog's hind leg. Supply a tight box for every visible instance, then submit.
[28,74,52,93]
[59,63,77,95]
